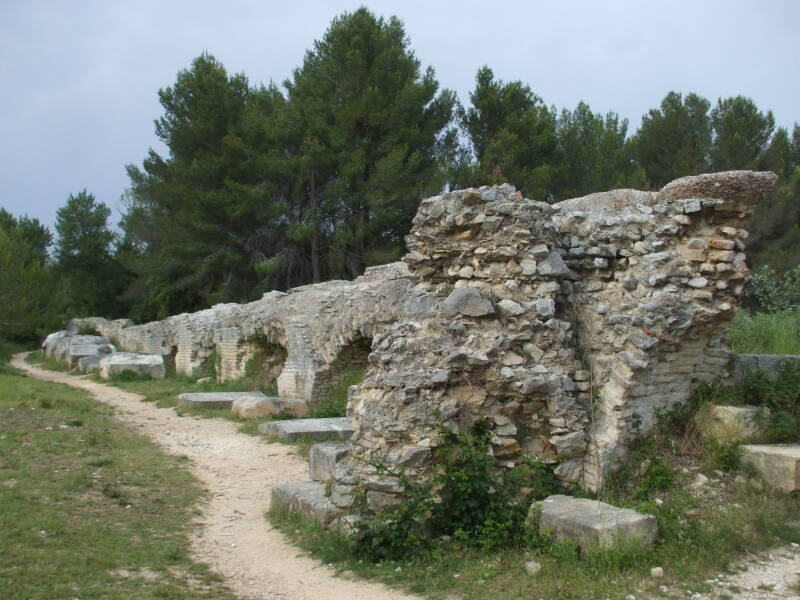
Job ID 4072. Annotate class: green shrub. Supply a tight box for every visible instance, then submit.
[352,420,559,561]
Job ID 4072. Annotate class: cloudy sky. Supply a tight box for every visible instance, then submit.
[1,0,798,232]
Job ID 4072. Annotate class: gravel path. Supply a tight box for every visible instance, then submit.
[13,354,416,600]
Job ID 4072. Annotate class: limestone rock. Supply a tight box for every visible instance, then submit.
[270,481,339,525]
[258,417,353,441]
[442,288,494,317]
[99,353,165,379]
[529,495,657,551]
[695,405,769,444]
[231,395,308,418]
[741,444,800,493]
[309,442,349,482]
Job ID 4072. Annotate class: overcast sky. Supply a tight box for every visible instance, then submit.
[1,0,798,232]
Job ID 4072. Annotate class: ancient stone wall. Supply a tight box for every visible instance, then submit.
[330,170,777,506]
[69,264,412,402]
[70,170,777,496]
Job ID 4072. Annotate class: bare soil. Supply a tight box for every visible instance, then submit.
[13,354,415,600]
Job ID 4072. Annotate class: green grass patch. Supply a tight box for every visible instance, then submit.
[24,348,71,372]
[730,309,800,354]
[0,360,238,599]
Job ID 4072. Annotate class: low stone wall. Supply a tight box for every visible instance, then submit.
[69,264,412,402]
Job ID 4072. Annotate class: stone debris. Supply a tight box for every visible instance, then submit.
[695,405,770,444]
[230,395,307,418]
[529,494,657,552]
[270,481,338,525]
[258,417,354,441]
[309,442,349,482]
[99,353,165,379]
[177,391,265,410]
[741,444,800,493]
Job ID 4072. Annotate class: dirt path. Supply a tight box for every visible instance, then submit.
[12,354,416,600]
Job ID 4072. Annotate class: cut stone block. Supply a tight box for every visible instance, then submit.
[270,481,339,524]
[67,336,114,368]
[741,444,800,493]
[734,354,800,383]
[309,442,349,482]
[530,495,657,552]
[76,355,101,373]
[99,353,166,380]
[42,330,72,357]
[695,405,770,444]
[258,417,353,441]
[231,395,307,419]
[176,391,264,410]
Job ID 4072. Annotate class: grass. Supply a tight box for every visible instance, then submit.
[25,348,71,372]
[730,308,800,354]
[0,355,238,599]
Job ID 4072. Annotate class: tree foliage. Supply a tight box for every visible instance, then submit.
[459,66,559,200]
[635,92,711,188]
[54,190,124,318]
[555,102,644,198]
[0,228,55,339]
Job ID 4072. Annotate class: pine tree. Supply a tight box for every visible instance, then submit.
[635,91,711,188]
[709,96,775,171]
[460,66,559,200]
[284,7,456,277]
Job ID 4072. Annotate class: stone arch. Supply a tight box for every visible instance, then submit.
[310,333,372,407]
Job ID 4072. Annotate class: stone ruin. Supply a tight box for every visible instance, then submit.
[64,170,778,498]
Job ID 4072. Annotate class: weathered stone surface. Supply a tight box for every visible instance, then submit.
[529,495,657,551]
[695,405,770,443]
[66,336,115,368]
[270,481,339,524]
[442,288,494,317]
[99,353,165,379]
[259,417,353,441]
[231,395,307,418]
[734,354,800,383]
[741,444,800,493]
[309,441,349,482]
[177,391,264,410]
[76,355,101,373]
[42,330,73,358]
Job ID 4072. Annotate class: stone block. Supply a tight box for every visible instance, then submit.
[67,336,115,368]
[309,441,349,481]
[231,395,307,418]
[177,391,265,410]
[99,353,165,379]
[741,444,800,493]
[529,495,657,551]
[76,355,101,373]
[270,481,339,525]
[733,354,800,383]
[442,288,494,317]
[258,417,354,441]
[695,404,769,444]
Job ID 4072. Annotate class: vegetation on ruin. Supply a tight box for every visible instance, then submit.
[0,355,237,599]
[271,382,800,600]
